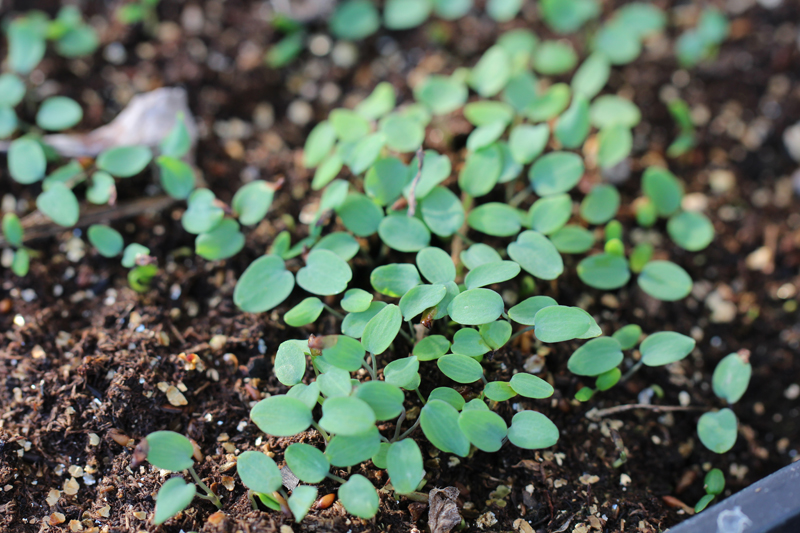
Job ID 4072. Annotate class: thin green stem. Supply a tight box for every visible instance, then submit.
[508,186,531,208]
[509,325,534,343]
[326,473,347,484]
[392,408,407,442]
[397,418,421,441]
[398,327,414,343]
[455,231,475,246]
[323,303,344,320]
[362,359,376,380]
[248,491,258,511]
[188,466,222,509]
[620,360,644,383]
[311,421,330,443]
[480,374,488,385]
[415,388,426,405]
[371,352,378,380]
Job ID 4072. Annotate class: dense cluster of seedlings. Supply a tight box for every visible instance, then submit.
[0,0,749,527]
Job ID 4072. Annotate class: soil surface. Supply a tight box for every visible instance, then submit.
[2,1,800,532]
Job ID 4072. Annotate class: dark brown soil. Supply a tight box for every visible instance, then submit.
[2,1,800,532]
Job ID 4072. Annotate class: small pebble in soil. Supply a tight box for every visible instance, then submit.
[46,489,60,506]
[287,100,313,126]
[784,383,800,400]
[309,34,332,56]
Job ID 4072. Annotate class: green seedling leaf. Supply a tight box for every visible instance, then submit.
[705,468,725,495]
[420,186,465,238]
[697,409,738,454]
[86,171,115,205]
[532,40,577,75]
[318,367,353,398]
[320,396,376,436]
[420,400,470,456]
[97,146,151,178]
[405,151,452,200]
[195,218,244,260]
[380,113,425,153]
[555,95,590,149]
[635,198,658,227]
[286,380,319,409]
[355,82,395,121]
[464,101,514,128]
[355,381,404,420]
[154,477,196,525]
[510,373,554,398]
[597,125,633,169]
[275,340,307,386]
[508,296,558,325]
[433,0,473,19]
[437,354,484,383]
[296,249,352,296]
[460,243,501,270]
[371,442,391,469]
[160,114,191,158]
[289,486,318,523]
[329,0,379,40]
[9,138,46,184]
[387,439,425,494]
[234,255,294,313]
[341,288,373,313]
[182,189,224,234]
[459,145,502,198]
[458,409,507,452]
[384,0,430,29]
[451,328,491,358]
[232,181,274,225]
[498,28,539,68]
[465,261,520,290]
[527,194,572,235]
[469,45,510,97]
[577,308,602,339]
[594,22,641,65]
[484,381,516,401]
[56,24,99,58]
[0,74,25,107]
[712,352,751,404]
[468,202,522,237]
[285,297,324,327]
[146,431,194,471]
[509,123,549,165]
[313,232,360,261]
[467,121,506,152]
[330,108,370,143]
[581,184,620,225]
[525,83,571,123]
[508,231,564,280]
[540,0,599,33]
[612,324,642,350]
[641,166,683,217]
[0,106,18,139]
[428,387,465,410]
[572,52,610,99]
[400,284,447,321]
[342,302,388,338]
[237,451,282,493]
[447,288,504,325]
[384,356,421,389]
[534,305,592,343]
[615,3,666,38]
[414,75,468,115]
[590,95,641,129]
[88,224,123,258]
[37,183,79,227]
[507,410,559,449]
[338,475,379,519]
[36,96,82,131]
[285,444,330,484]
[577,253,631,290]
[2,213,23,247]
[362,304,402,354]
[667,211,714,251]
[378,214,431,252]
[313,153,344,189]
[304,121,336,168]
[568,337,623,376]
[575,387,595,402]
[480,321,512,350]
[487,0,522,21]
[595,368,621,391]
[640,331,696,367]
[320,335,366,372]
[317,179,350,216]
[413,335,451,361]
[416,247,456,284]
[325,426,382,467]
[251,395,313,436]
[638,260,692,301]
[695,494,715,513]
[157,156,195,199]
[530,152,584,197]
[337,193,383,237]
[121,243,149,268]
[550,225,595,254]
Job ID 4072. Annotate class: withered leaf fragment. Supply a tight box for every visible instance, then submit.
[428,486,461,533]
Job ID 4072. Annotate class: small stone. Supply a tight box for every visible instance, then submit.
[476,511,498,529]
[709,169,736,194]
[783,122,800,162]
[31,345,46,359]
[133,511,146,520]
[280,526,294,533]
[63,477,79,496]
[287,100,313,126]
[331,42,358,68]
[784,384,800,400]
[682,193,708,212]
[706,290,737,323]
[208,511,226,526]
[221,475,235,491]
[253,103,275,130]
[68,465,84,478]
[69,519,84,531]
[89,433,100,446]
[166,386,188,406]
[49,513,66,525]
[157,382,170,393]
[579,474,600,485]
[523,354,545,373]
[745,246,773,272]
[97,505,111,518]
[553,478,567,488]
[209,334,227,351]
[46,489,61,506]
[309,34,331,56]
[620,473,632,486]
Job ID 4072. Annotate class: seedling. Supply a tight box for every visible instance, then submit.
[695,468,726,512]
[133,431,222,525]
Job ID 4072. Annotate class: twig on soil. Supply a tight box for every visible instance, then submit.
[586,403,704,421]
[406,147,425,217]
